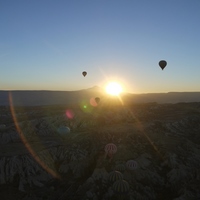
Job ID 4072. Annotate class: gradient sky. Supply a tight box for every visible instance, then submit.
[1,0,200,93]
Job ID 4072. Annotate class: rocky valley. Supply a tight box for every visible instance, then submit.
[0,102,200,200]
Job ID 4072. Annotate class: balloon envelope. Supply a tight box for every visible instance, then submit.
[114,164,126,173]
[159,60,167,70]
[112,180,130,195]
[108,171,123,183]
[126,160,138,170]
[82,71,87,77]
[105,143,117,155]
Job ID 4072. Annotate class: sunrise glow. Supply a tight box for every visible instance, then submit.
[105,82,122,96]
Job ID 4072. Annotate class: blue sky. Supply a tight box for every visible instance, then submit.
[1,0,200,93]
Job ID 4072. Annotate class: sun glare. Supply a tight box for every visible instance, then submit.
[106,82,122,96]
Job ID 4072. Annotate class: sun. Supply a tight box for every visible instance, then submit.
[106,82,122,96]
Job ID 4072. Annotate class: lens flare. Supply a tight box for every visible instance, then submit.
[80,99,93,113]
[66,109,74,119]
[90,97,98,107]
[9,92,60,179]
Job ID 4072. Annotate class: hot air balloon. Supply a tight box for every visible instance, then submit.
[104,143,117,162]
[105,143,117,157]
[159,60,167,70]
[114,164,126,173]
[112,180,130,196]
[126,160,138,170]
[82,71,87,77]
[95,97,100,104]
[108,171,123,184]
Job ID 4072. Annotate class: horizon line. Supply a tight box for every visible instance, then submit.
[0,89,200,95]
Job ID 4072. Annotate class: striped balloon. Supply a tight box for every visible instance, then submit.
[126,160,138,170]
[104,143,117,155]
[108,171,123,184]
[114,164,126,173]
[112,180,130,195]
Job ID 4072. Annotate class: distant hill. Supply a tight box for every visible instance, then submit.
[121,92,200,104]
[0,88,200,106]
[0,87,105,106]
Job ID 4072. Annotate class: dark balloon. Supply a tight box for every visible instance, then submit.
[126,160,138,170]
[159,60,167,70]
[112,180,130,195]
[95,97,100,104]
[82,71,87,77]
[105,143,117,154]
[108,171,123,184]
[114,164,126,173]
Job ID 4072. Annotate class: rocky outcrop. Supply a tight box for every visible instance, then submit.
[1,103,200,199]
[0,154,53,191]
